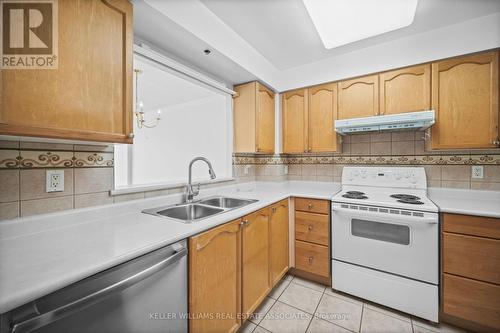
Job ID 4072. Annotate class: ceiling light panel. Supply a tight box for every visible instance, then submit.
[302,0,418,49]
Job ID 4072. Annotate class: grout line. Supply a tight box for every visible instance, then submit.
[358,302,365,333]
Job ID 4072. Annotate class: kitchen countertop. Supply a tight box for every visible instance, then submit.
[0,181,339,314]
[1,180,499,314]
[429,187,500,218]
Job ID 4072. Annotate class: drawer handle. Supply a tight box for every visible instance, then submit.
[308,225,314,231]
[308,203,314,209]
[308,256,314,263]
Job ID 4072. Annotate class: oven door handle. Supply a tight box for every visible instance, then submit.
[332,207,438,225]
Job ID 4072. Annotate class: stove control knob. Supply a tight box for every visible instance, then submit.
[360,170,367,178]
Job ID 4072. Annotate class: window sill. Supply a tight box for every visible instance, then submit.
[110,177,235,196]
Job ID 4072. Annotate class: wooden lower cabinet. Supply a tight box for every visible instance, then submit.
[295,240,329,278]
[269,199,289,286]
[441,213,500,332]
[242,209,272,316]
[189,220,242,333]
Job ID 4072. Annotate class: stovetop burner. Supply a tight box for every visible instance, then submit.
[390,194,421,201]
[342,191,368,199]
[397,199,425,205]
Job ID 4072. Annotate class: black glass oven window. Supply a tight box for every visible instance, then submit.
[351,219,410,245]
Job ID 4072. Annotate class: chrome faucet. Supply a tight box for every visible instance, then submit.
[186,157,216,202]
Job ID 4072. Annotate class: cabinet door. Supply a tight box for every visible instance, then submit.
[256,83,275,153]
[270,200,289,286]
[242,209,271,316]
[379,64,431,115]
[338,74,379,119]
[0,0,133,143]
[282,89,308,153]
[233,82,257,153]
[189,220,241,333]
[431,51,499,149]
[308,83,339,152]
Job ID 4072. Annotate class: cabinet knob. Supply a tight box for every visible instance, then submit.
[308,256,314,263]
[308,203,313,209]
[493,138,500,146]
[272,207,277,213]
[308,224,313,231]
[240,219,249,226]
[127,133,135,139]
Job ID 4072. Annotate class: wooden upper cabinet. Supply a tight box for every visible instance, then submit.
[431,51,499,149]
[233,81,275,153]
[189,220,242,333]
[282,89,308,153]
[0,0,133,143]
[308,83,339,152]
[338,74,379,119]
[241,209,271,316]
[379,64,431,115]
[269,199,289,286]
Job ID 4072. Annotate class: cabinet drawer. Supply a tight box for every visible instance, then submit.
[295,198,329,215]
[295,240,329,278]
[295,211,329,246]
[443,273,500,331]
[443,233,500,285]
[443,213,500,239]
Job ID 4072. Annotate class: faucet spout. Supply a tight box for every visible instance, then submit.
[186,157,216,203]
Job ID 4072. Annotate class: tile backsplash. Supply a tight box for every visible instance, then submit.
[1,130,500,220]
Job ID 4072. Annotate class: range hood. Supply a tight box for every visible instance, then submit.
[335,110,435,135]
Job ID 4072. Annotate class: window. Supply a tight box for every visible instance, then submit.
[114,53,233,189]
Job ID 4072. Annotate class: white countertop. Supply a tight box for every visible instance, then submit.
[1,181,499,314]
[0,181,339,314]
[429,187,500,218]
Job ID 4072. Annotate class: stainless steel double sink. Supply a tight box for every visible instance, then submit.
[142,196,258,223]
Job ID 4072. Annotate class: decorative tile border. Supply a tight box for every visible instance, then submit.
[233,154,500,166]
[0,149,114,168]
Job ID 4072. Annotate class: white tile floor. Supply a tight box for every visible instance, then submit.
[239,275,469,333]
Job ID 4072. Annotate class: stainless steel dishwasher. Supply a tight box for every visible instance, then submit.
[0,240,188,333]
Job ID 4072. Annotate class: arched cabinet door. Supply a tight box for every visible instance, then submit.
[282,89,308,153]
[256,83,275,153]
[0,0,133,143]
[308,83,339,152]
[189,220,242,333]
[338,74,379,120]
[431,51,499,149]
[379,64,431,115]
[269,199,289,286]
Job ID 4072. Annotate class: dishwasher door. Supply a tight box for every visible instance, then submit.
[2,240,188,333]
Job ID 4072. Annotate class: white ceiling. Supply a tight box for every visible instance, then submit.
[200,0,500,70]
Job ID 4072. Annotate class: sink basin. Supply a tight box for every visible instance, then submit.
[145,204,224,222]
[198,196,258,209]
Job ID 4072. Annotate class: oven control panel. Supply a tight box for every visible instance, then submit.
[342,167,427,189]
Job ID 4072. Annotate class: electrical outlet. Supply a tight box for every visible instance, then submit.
[46,170,64,192]
[284,165,289,175]
[244,165,251,175]
[472,166,484,179]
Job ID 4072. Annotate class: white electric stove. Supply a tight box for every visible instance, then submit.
[331,166,439,322]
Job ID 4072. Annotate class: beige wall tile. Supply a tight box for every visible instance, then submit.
[341,143,350,155]
[21,196,74,217]
[351,143,370,155]
[0,170,19,203]
[371,142,391,155]
[20,169,74,200]
[0,202,19,220]
[371,133,391,142]
[74,168,114,194]
[414,140,426,155]
[471,181,500,191]
[301,164,317,176]
[288,165,301,176]
[75,192,113,208]
[333,165,343,177]
[0,140,19,149]
[441,165,470,181]
[113,192,145,203]
[301,175,317,181]
[428,180,441,188]
[0,150,19,168]
[20,151,73,168]
[288,175,301,181]
[74,144,114,152]
[316,175,334,182]
[423,166,442,181]
[441,180,470,189]
[392,131,415,141]
[316,165,334,176]
[20,141,73,151]
[391,141,414,155]
[350,134,371,143]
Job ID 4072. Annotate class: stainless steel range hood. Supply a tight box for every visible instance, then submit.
[335,110,435,135]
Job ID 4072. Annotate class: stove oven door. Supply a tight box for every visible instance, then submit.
[331,202,438,284]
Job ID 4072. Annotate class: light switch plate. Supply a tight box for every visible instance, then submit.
[46,170,64,192]
[472,166,484,179]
